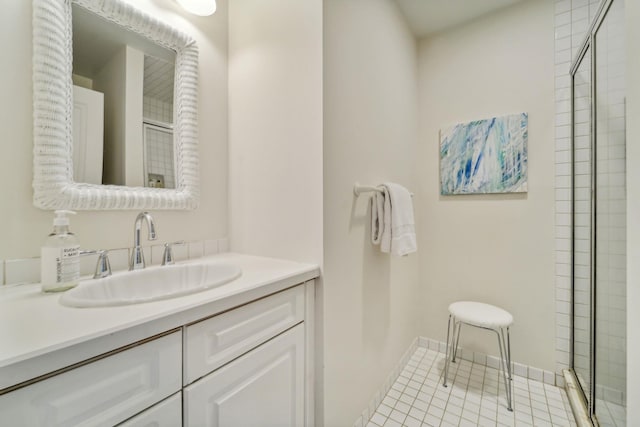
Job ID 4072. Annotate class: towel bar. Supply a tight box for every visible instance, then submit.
[353,183,413,197]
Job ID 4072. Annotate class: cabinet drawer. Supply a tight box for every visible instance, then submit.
[118,392,181,427]
[183,324,305,427]
[0,331,182,427]
[184,285,304,384]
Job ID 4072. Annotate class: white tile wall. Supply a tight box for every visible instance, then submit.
[143,96,173,124]
[5,258,40,285]
[108,249,131,273]
[0,238,230,286]
[188,241,204,259]
[204,239,220,256]
[218,238,230,253]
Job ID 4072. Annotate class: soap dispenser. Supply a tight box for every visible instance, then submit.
[41,210,80,292]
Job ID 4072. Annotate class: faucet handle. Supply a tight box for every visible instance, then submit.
[94,250,112,279]
[162,241,186,266]
[79,250,112,279]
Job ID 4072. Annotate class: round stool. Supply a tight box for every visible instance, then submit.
[442,301,514,411]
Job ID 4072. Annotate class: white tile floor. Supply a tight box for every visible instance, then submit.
[367,347,577,427]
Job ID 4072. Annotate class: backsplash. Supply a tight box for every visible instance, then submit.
[0,238,229,286]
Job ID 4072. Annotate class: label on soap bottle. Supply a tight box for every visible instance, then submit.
[41,245,80,291]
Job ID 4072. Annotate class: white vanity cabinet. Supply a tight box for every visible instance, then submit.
[0,331,182,426]
[0,278,315,427]
[183,285,306,426]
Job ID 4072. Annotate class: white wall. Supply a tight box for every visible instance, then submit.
[0,0,228,260]
[323,0,421,424]
[625,0,640,423]
[228,0,323,265]
[416,0,556,371]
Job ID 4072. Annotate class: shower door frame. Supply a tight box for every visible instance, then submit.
[568,0,617,423]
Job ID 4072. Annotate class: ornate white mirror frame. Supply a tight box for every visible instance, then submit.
[32,0,199,210]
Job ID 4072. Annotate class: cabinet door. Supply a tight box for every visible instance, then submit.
[0,332,181,427]
[184,324,304,427]
[118,392,181,427]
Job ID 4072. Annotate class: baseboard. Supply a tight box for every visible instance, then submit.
[418,336,560,387]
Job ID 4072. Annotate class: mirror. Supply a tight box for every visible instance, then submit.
[32,0,199,210]
[72,3,177,189]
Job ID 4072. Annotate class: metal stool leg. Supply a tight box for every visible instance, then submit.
[452,322,462,363]
[495,328,513,411]
[500,327,513,405]
[506,327,512,380]
[504,328,513,409]
[443,314,453,387]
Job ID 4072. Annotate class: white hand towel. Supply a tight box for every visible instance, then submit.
[371,191,384,245]
[371,183,417,256]
[379,185,393,253]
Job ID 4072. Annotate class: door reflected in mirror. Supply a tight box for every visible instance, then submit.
[72,3,177,189]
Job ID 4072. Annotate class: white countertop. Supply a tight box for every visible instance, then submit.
[0,253,319,390]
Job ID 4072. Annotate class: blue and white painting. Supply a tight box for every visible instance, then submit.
[440,113,528,195]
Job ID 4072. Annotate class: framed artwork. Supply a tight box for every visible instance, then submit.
[440,113,528,195]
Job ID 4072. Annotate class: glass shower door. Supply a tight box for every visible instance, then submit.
[572,44,593,408]
[570,0,626,424]
[594,0,626,424]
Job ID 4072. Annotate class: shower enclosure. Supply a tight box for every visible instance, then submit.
[569,0,626,425]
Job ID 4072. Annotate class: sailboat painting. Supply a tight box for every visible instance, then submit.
[439,113,528,195]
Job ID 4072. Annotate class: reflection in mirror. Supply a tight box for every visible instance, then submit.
[71,4,177,189]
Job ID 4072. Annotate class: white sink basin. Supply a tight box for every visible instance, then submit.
[60,261,242,308]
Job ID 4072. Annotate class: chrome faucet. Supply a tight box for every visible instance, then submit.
[130,212,157,270]
[162,241,185,266]
[93,250,112,278]
[80,249,112,278]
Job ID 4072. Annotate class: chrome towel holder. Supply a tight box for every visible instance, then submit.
[353,182,413,197]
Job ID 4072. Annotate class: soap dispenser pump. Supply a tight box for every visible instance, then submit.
[41,210,80,292]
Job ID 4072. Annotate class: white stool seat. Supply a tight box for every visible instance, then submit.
[449,301,513,329]
[444,300,514,411]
